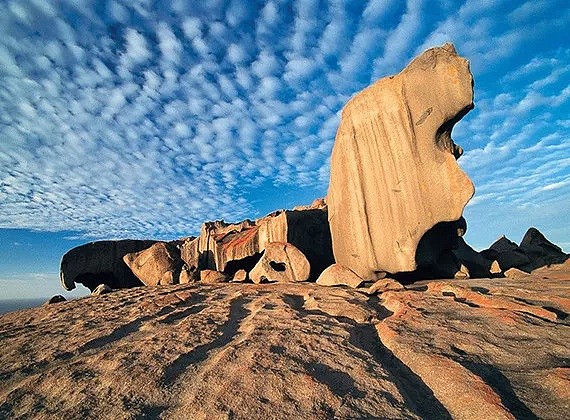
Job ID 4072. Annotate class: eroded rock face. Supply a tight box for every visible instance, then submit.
[249,242,310,284]
[123,242,183,287]
[180,204,333,280]
[328,43,475,279]
[60,240,157,291]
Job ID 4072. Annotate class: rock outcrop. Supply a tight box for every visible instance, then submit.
[483,228,568,273]
[123,242,184,287]
[249,242,310,284]
[180,204,333,280]
[327,43,475,280]
[1,263,568,418]
[60,240,156,291]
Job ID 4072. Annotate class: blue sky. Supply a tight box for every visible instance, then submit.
[0,0,568,299]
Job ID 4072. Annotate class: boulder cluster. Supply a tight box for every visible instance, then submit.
[59,44,567,293]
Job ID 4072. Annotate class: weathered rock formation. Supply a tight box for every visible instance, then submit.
[180,202,333,280]
[1,263,568,418]
[483,228,568,273]
[249,242,310,284]
[60,240,156,291]
[328,43,475,280]
[123,242,184,287]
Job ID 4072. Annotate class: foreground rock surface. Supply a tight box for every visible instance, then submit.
[328,43,475,279]
[1,264,568,419]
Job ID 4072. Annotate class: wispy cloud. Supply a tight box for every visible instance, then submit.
[0,0,568,252]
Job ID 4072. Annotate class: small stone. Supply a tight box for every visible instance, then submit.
[316,264,364,288]
[454,264,470,279]
[44,295,66,305]
[92,284,112,296]
[200,270,228,284]
[232,269,248,282]
[504,268,529,279]
[490,260,502,274]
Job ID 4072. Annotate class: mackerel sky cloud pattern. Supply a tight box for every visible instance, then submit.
[0,0,568,250]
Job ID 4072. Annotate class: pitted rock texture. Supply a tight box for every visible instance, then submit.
[328,43,475,279]
[60,240,157,291]
[1,263,568,419]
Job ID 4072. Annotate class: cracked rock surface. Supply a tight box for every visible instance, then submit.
[0,263,568,419]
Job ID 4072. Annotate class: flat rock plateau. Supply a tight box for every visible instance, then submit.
[1,262,568,419]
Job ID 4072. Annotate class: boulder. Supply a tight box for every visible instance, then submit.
[179,266,197,284]
[123,242,183,287]
[180,204,333,280]
[489,235,518,253]
[504,268,529,280]
[60,240,157,291]
[316,264,364,288]
[327,43,474,280]
[91,284,112,295]
[44,295,66,305]
[249,242,310,284]
[200,270,228,284]
[232,269,248,282]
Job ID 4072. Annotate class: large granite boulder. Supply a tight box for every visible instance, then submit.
[180,203,333,280]
[327,43,474,280]
[123,242,184,287]
[60,240,156,291]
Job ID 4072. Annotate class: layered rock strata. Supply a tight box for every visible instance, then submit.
[328,43,475,280]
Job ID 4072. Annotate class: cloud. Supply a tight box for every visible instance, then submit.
[120,28,151,69]
[0,0,567,254]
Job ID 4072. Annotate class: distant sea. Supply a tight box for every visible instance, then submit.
[0,298,47,315]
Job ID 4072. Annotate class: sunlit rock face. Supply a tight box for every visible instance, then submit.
[328,43,475,280]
